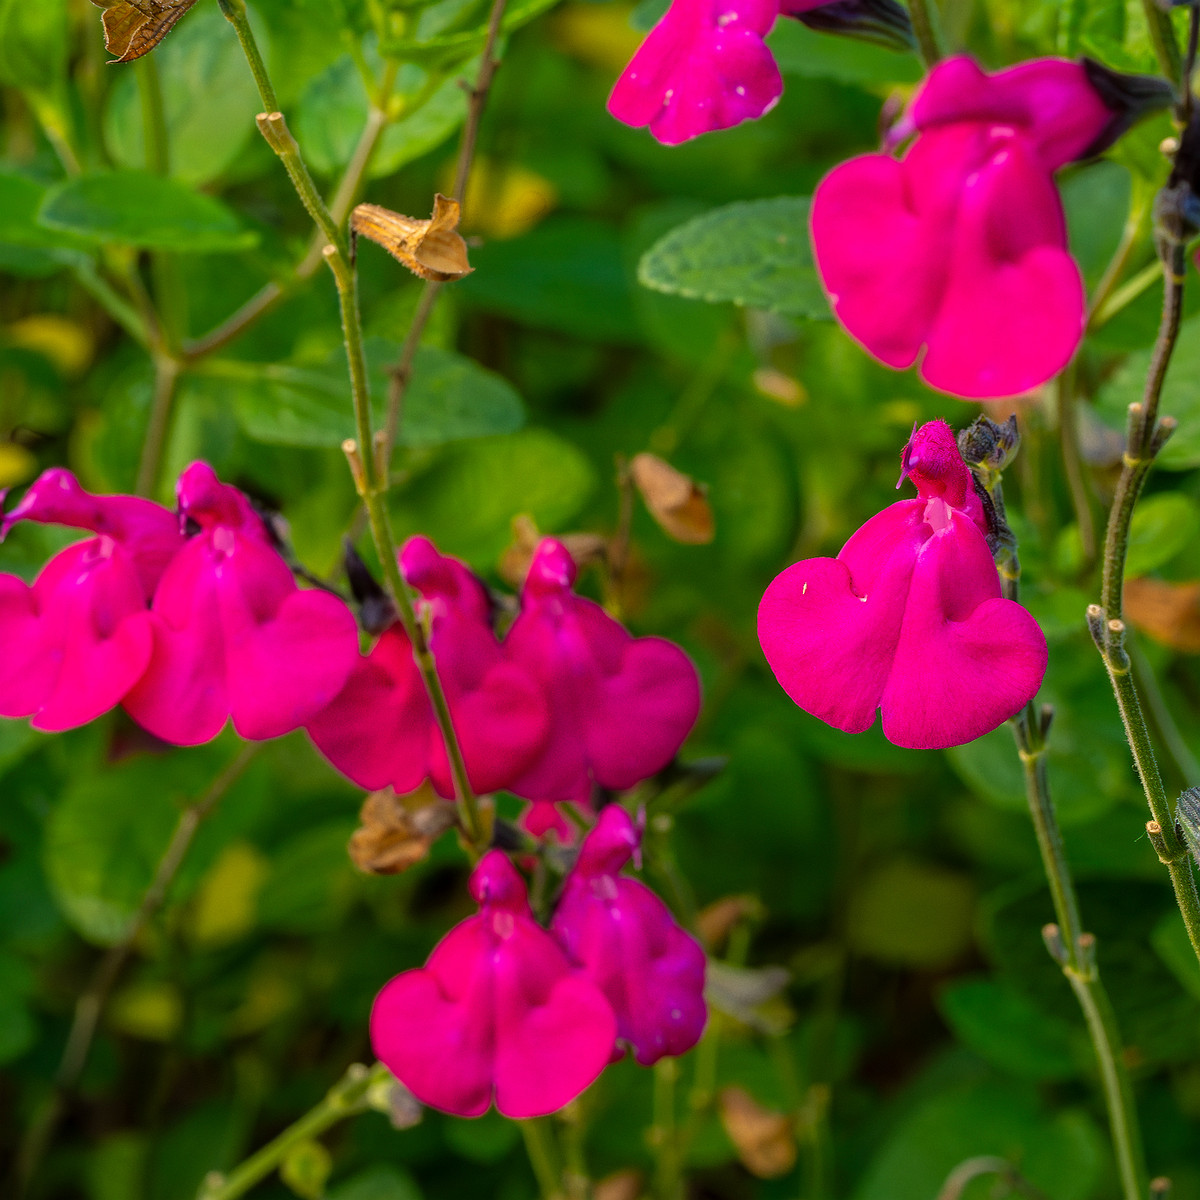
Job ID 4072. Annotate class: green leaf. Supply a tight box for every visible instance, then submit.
[281,1140,333,1200]
[767,20,920,84]
[103,6,262,187]
[222,343,524,448]
[38,171,257,253]
[1060,160,1131,291]
[444,1110,521,1162]
[0,0,67,91]
[1096,314,1200,469]
[379,0,560,66]
[330,1166,423,1200]
[937,977,1080,1080]
[0,952,36,1064]
[1126,492,1200,576]
[1151,910,1200,1002]
[638,198,828,319]
[256,821,358,933]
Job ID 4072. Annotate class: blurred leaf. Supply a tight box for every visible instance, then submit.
[937,977,1080,1081]
[1060,160,1131,291]
[1151,909,1200,1002]
[1096,314,1200,468]
[1125,493,1200,576]
[638,198,827,319]
[185,841,269,946]
[103,6,260,185]
[330,1165,423,1200]
[223,343,524,448]
[767,19,920,84]
[281,1140,333,1200]
[380,0,560,65]
[108,979,184,1041]
[0,0,67,90]
[256,821,358,933]
[444,1109,521,1162]
[0,951,36,1063]
[847,859,975,968]
[38,171,257,252]
[87,1132,148,1200]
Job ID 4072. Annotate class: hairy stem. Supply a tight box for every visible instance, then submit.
[197,1062,391,1200]
[1012,705,1147,1200]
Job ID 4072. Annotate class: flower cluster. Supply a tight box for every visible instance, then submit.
[758,420,1047,748]
[371,806,707,1118]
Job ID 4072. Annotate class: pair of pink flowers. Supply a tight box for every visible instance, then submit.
[371,806,707,1118]
[0,465,359,743]
[308,537,702,836]
[758,420,1047,748]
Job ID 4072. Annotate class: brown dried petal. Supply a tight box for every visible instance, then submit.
[347,786,456,875]
[630,452,714,545]
[351,195,473,283]
[1125,577,1200,653]
[718,1086,797,1179]
[90,0,198,63]
[593,1170,644,1200]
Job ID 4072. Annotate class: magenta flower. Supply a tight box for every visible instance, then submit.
[307,536,550,796]
[757,420,1046,749]
[122,463,360,745]
[811,56,1130,398]
[371,850,617,1118]
[506,539,702,812]
[551,805,707,1065]
[0,538,154,731]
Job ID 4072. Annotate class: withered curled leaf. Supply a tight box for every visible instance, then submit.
[717,1086,797,1179]
[347,785,456,875]
[1125,577,1200,653]
[630,452,715,545]
[351,194,473,283]
[90,0,198,63]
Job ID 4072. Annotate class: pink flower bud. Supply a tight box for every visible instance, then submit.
[551,806,707,1065]
[757,421,1047,748]
[371,850,617,1118]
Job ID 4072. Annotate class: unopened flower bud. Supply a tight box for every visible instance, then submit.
[343,538,396,635]
[957,414,1020,471]
[786,0,915,53]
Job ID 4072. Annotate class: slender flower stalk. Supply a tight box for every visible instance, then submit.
[907,0,945,65]
[521,1119,566,1200]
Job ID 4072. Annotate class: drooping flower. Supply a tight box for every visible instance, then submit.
[307,536,550,796]
[609,0,912,145]
[122,462,360,745]
[551,805,707,1065]
[811,55,1173,399]
[371,850,617,1118]
[505,539,702,816]
[757,420,1046,749]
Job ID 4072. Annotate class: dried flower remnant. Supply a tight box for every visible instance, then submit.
[351,196,473,283]
[1124,578,1200,654]
[347,786,457,876]
[718,1086,798,1179]
[89,0,199,63]
[630,453,715,544]
[758,420,1047,748]
[371,851,617,1118]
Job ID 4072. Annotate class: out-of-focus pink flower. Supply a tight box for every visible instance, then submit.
[0,468,184,596]
[551,806,707,1065]
[506,539,702,813]
[307,537,550,796]
[371,850,617,1118]
[757,420,1046,748]
[811,56,1129,399]
[0,537,153,731]
[123,463,360,745]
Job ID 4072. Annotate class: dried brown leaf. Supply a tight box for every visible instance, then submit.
[347,785,456,875]
[593,1170,644,1200]
[351,195,473,283]
[1125,577,1200,653]
[90,0,197,62]
[695,894,763,951]
[629,452,714,545]
[718,1087,797,1179]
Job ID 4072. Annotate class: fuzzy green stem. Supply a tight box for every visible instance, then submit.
[521,1119,565,1200]
[197,1062,390,1200]
[217,0,279,112]
[1012,706,1147,1200]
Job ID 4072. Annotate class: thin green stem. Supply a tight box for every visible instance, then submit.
[218,0,279,112]
[521,1119,565,1200]
[651,1058,683,1200]
[1091,259,1164,329]
[72,262,151,348]
[1012,705,1146,1200]
[907,0,945,65]
[1057,363,1096,569]
[197,1062,390,1200]
[135,355,181,498]
[1087,192,1150,332]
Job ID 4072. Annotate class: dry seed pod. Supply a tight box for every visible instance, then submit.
[351,195,473,282]
[717,1086,797,1179]
[1124,577,1200,653]
[347,786,456,876]
[629,452,714,544]
[90,0,198,62]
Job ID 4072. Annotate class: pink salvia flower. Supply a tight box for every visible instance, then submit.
[371,850,617,1118]
[307,536,550,796]
[608,0,786,145]
[551,805,707,1065]
[506,539,702,811]
[757,420,1047,749]
[122,462,360,745]
[0,467,184,596]
[811,56,1121,399]
[0,537,153,731]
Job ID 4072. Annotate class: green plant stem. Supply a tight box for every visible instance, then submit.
[907,0,945,64]
[1092,258,1164,329]
[651,1058,683,1200]
[1142,0,1182,87]
[197,1062,390,1200]
[134,354,181,499]
[1087,192,1150,332]
[521,1119,566,1200]
[15,746,258,1198]
[72,262,151,347]
[218,0,279,112]
[1012,705,1147,1200]
[1057,363,1096,569]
